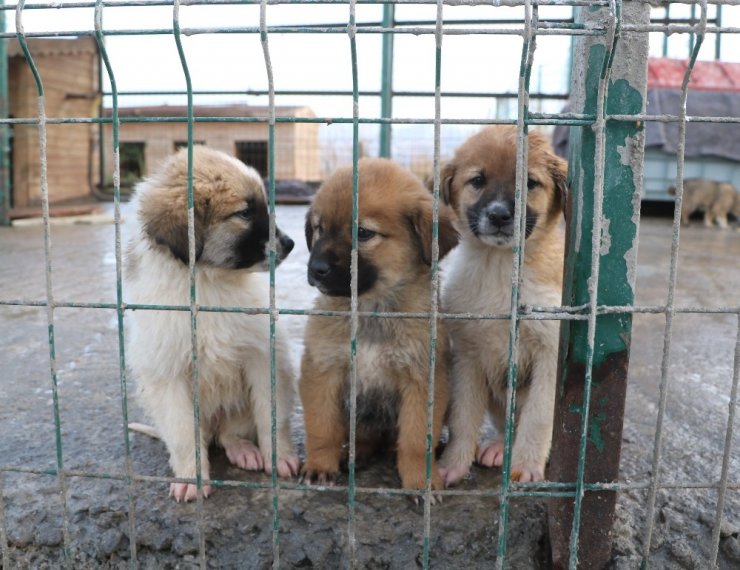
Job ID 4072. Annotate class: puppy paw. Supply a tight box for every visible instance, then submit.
[510,463,545,483]
[403,470,444,505]
[476,440,505,468]
[265,454,300,478]
[413,492,443,506]
[437,463,470,488]
[169,482,212,502]
[401,469,444,492]
[300,466,339,486]
[224,439,264,471]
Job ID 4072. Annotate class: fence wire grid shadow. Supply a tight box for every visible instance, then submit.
[1,1,739,569]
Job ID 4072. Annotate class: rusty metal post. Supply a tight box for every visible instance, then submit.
[548,2,649,568]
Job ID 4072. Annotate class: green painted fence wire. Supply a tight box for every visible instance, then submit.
[172,2,208,567]
[347,0,359,563]
[641,1,708,567]
[93,1,138,565]
[258,0,283,565]
[495,1,536,566]
[14,0,73,564]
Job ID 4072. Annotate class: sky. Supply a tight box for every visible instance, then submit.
[7,1,740,164]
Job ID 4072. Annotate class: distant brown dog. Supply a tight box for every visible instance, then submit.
[300,158,458,493]
[711,182,740,229]
[438,126,567,485]
[668,178,740,228]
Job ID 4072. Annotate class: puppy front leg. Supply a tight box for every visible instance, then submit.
[247,352,300,479]
[300,354,346,484]
[510,348,557,482]
[438,355,487,487]
[396,369,445,492]
[149,380,212,502]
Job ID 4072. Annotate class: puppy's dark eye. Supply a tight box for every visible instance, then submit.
[527,178,539,190]
[357,227,376,241]
[469,174,486,189]
[234,208,252,221]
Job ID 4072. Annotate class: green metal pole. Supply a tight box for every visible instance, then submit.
[662,4,669,57]
[715,5,721,61]
[97,37,105,196]
[379,4,394,158]
[0,0,9,226]
[548,1,649,568]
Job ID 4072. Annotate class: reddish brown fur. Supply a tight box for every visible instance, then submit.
[300,158,457,492]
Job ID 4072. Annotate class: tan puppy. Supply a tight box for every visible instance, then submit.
[438,126,567,485]
[300,158,458,493]
[125,147,299,502]
[710,182,740,229]
[669,178,739,228]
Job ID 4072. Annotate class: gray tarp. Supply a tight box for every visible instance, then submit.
[552,88,740,162]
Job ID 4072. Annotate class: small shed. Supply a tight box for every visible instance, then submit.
[642,58,740,200]
[553,57,740,201]
[8,37,100,209]
[101,105,321,187]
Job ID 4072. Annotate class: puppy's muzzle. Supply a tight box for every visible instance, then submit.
[485,202,514,232]
[474,200,514,237]
[308,258,331,282]
[277,232,295,260]
[307,255,340,290]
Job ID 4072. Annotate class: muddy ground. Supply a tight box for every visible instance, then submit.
[1,203,738,569]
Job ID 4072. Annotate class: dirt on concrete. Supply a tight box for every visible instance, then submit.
[1,204,738,569]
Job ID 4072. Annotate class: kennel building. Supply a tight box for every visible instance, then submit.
[0,1,738,569]
[4,37,321,217]
[554,56,740,202]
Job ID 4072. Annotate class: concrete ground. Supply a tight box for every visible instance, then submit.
[0,202,738,569]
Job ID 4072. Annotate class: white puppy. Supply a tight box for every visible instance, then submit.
[125,147,299,502]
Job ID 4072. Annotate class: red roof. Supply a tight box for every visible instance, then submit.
[648,57,740,92]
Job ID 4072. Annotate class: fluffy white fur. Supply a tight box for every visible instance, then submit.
[125,151,297,502]
[439,240,561,484]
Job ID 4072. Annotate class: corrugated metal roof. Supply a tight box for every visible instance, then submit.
[648,57,740,92]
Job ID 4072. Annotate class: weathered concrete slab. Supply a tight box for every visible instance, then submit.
[0,203,738,568]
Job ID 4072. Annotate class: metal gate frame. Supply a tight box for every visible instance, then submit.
[1,1,738,569]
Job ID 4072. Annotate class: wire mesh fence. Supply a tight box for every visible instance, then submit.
[0,1,739,569]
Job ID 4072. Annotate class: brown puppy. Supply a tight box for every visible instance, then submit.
[669,178,739,228]
[300,158,458,493]
[710,182,740,229]
[437,126,567,485]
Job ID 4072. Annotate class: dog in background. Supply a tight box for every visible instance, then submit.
[438,126,567,485]
[125,146,299,502]
[668,178,740,228]
[711,183,740,229]
[300,158,458,493]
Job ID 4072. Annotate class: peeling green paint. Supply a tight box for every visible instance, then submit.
[563,47,642,367]
[567,402,607,453]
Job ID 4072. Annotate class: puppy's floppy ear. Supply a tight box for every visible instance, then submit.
[140,192,205,264]
[407,201,459,266]
[304,207,314,252]
[549,156,569,218]
[423,163,456,207]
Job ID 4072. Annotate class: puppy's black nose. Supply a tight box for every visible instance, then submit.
[280,234,294,255]
[487,203,513,226]
[309,259,331,279]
